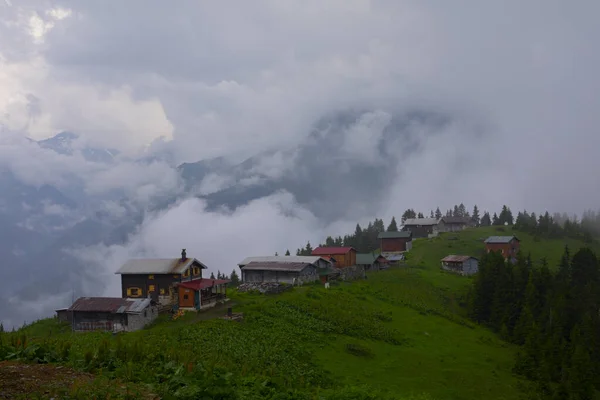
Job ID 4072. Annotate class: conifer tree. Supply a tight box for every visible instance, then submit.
[229,269,240,287]
[472,205,480,226]
[435,207,442,219]
[387,217,398,232]
[285,249,290,256]
[210,272,216,279]
[480,212,491,226]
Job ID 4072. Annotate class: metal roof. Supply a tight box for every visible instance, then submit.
[378,231,412,239]
[115,257,208,275]
[241,261,313,272]
[67,297,152,314]
[312,246,356,255]
[178,279,230,290]
[402,218,439,226]
[237,255,330,267]
[441,255,478,263]
[484,236,519,244]
[384,253,405,261]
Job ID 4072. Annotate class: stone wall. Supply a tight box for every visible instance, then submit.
[338,265,366,281]
[237,282,294,294]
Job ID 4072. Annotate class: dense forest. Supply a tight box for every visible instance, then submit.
[290,204,600,255]
[470,247,600,399]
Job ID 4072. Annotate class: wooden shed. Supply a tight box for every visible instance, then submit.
[311,246,357,268]
[56,297,158,333]
[177,279,230,311]
[378,231,413,253]
[401,218,440,238]
[484,236,520,262]
[441,255,479,276]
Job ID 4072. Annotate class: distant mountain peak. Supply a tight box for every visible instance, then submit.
[37,131,119,163]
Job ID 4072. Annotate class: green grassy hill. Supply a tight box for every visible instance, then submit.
[2,226,598,399]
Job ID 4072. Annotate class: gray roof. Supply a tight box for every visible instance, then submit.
[115,257,208,275]
[65,297,152,314]
[356,253,387,265]
[383,253,405,261]
[402,218,439,226]
[237,255,330,267]
[378,231,412,239]
[241,261,314,272]
[484,236,519,244]
[440,216,471,224]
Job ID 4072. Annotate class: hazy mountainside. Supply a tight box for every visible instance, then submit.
[0,108,460,328]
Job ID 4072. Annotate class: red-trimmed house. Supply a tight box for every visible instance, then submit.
[378,231,413,253]
[484,236,520,262]
[311,246,357,268]
[177,279,230,311]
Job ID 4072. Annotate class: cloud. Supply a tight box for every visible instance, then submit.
[1,1,600,328]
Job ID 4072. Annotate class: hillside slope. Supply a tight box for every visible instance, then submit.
[3,226,598,399]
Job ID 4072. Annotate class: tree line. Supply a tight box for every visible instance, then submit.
[469,247,600,399]
[209,269,240,287]
[288,204,600,256]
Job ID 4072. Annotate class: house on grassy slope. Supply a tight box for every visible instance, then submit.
[56,297,158,333]
[239,261,320,284]
[177,278,230,311]
[311,246,357,268]
[115,249,208,305]
[401,218,440,238]
[356,252,389,271]
[484,236,520,262]
[378,231,413,253]
[441,255,479,276]
[438,216,474,232]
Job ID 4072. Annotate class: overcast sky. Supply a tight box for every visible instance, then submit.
[1,1,600,322]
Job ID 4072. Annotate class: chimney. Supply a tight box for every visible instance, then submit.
[181,249,187,262]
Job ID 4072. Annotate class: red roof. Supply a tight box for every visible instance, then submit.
[312,246,355,255]
[178,279,230,290]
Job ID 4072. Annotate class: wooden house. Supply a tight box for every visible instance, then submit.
[177,279,230,311]
[311,246,357,268]
[239,261,320,284]
[484,236,520,262]
[440,255,479,276]
[55,297,158,333]
[438,216,473,232]
[356,253,389,271]
[238,256,336,284]
[378,231,413,253]
[401,218,439,238]
[115,249,208,305]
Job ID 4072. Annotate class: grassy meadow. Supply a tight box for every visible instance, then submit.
[2,226,599,399]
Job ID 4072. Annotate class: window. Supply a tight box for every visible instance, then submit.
[159,288,166,295]
[183,294,189,300]
[193,266,200,276]
[183,269,190,278]
[148,274,154,280]
[127,287,142,297]
[173,274,180,279]
[148,285,155,292]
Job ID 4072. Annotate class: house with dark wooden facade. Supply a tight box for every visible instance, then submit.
[55,297,158,333]
[440,255,479,276]
[238,256,336,284]
[378,231,413,253]
[356,253,389,271]
[311,246,357,268]
[438,216,473,232]
[115,249,208,305]
[484,236,520,262]
[401,218,439,238]
[177,279,230,311]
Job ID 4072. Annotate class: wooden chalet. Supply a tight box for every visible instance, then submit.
[115,249,208,305]
[438,216,474,232]
[441,255,479,276]
[401,218,440,238]
[311,246,357,268]
[377,231,413,253]
[177,279,230,311]
[484,236,520,262]
[356,253,389,271]
[237,256,336,284]
[55,297,158,333]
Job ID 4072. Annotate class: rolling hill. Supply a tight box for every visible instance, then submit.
[2,226,598,399]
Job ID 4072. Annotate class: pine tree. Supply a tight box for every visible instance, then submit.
[430,210,434,218]
[472,205,480,226]
[458,203,467,218]
[417,212,424,218]
[453,204,460,217]
[492,212,500,225]
[275,252,278,256]
[210,272,216,279]
[217,270,222,279]
[435,207,442,219]
[401,209,416,223]
[305,241,313,255]
[480,212,492,226]
[229,269,240,287]
[285,249,290,256]
[387,217,399,232]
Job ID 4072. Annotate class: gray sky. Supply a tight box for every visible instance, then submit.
[1,1,600,319]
